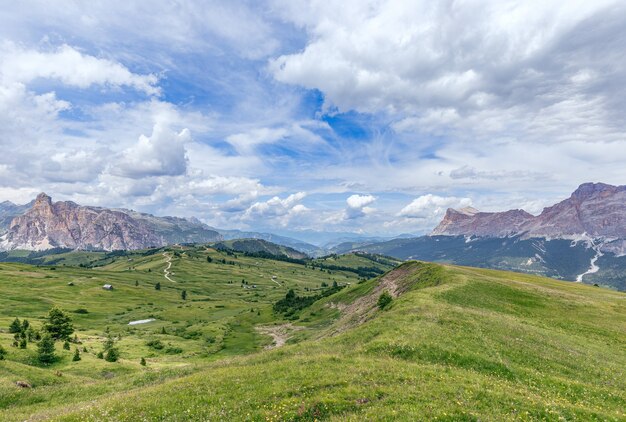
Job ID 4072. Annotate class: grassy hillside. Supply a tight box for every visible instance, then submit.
[2,256,624,420]
[0,245,365,420]
[211,238,309,259]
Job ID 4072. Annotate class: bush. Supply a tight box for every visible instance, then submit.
[377,291,393,310]
[164,346,183,354]
[73,308,89,314]
[0,344,6,360]
[146,339,164,350]
[97,351,104,359]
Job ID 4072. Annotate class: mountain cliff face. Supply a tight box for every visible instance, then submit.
[0,193,221,251]
[432,183,626,240]
[432,207,534,237]
[0,200,33,233]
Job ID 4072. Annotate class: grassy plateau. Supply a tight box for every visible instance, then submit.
[0,245,624,421]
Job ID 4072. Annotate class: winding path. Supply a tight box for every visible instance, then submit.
[162,252,176,283]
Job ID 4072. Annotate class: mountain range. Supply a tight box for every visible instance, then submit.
[344,183,626,291]
[0,193,222,251]
[2,183,626,290]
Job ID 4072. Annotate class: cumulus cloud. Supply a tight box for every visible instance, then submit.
[241,192,308,226]
[399,194,472,219]
[0,43,160,95]
[112,124,190,179]
[344,194,376,219]
[270,0,626,146]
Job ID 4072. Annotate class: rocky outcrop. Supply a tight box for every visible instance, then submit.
[0,193,221,251]
[432,182,626,240]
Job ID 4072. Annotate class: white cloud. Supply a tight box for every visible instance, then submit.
[399,194,472,219]
[270,0,625,147]
[240,192,308,227]
[112,124,190,179]
[0,43,159,95]
[344,194,376,219]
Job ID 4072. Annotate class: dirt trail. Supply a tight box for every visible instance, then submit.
[162,252,176,283]
[255,324,303,349]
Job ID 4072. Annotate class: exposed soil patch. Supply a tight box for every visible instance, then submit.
[255,324,303,349]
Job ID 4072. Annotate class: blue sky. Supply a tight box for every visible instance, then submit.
[1,0,626,237]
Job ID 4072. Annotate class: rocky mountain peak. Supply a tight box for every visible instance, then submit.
[432,182,626,239]
[0,193,222,251]
[34,192,52,207]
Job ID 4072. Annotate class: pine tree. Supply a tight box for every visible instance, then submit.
[21,319,30,331]
[97,351,104,359]
[37,334,56,364]
[9,318,21,334]
[135,280,139,287]
[0,344,6,360]
[19,338,27,349]
[72,348,81,361]
[104,348,119,362]
[155,282,161,291]
[140,357,146,366]
[43,307,74,340]
[181,290,187,300]
[63,340,70,350]
[102,334,119,362]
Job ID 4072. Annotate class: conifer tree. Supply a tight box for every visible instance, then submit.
[37,334,56,364]
[44,307,74,340]
[9,318,21,334]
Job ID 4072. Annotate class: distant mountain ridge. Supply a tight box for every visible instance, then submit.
[433,182,626,244]
[338,183,626,291]
[0,193,221,251]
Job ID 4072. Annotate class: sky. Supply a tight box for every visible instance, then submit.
[1,0,626,237]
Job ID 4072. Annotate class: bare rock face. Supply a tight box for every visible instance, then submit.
[432,183,626,239]
[0,193,221,251]
[523,183,626,238]
[432,207,534,237]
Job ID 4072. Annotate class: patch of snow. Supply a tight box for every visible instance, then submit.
[576,240,604,282]
[128,318,155,326]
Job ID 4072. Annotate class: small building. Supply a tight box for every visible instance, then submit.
[102,284,113,290]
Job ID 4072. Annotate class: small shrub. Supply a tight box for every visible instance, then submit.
[0,344,6,360]
[377,291,393,310]
[72,348,81,361]
[146,339,164,350]
[97,351,104,359]
[140,357,146,366]
[164,346,183,354]
[63,340,70,350]
[73,308,89,314]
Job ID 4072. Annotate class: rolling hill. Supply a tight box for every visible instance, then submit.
[1,253,624,420]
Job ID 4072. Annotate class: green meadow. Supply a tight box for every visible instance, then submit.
[0,246,625,420]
